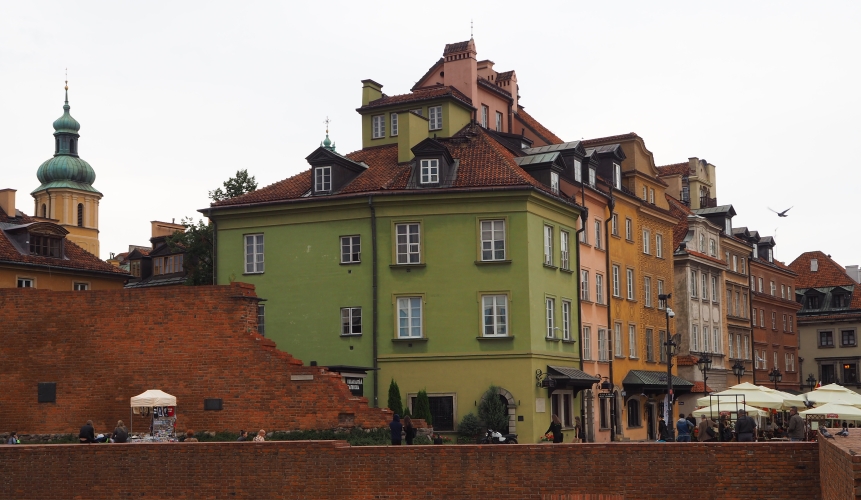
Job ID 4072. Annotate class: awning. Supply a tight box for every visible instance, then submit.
[622,370,694,395]
[547,365,600,390]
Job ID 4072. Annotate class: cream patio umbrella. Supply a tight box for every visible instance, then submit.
[785,384,861,409]
[799,401,861,419]
[695,382,786,410]
[692,402,770,418]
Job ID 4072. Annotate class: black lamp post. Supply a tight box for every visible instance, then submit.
[732,361,745,385]
[768,367,783,390]
[697,354,712,394]
[658,293,676,441]
[806,373,816,391]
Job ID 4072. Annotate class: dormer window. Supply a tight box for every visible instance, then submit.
[767,248,773,262]
[420,159,439,184]
[613,163,621,189]
[315,166,332,193]
[833,294,848,308]
[550,172,559,194]
[752,245,758,259]
[573,159,582,183]
[30,234,62,258]
[725,218,732,234]
[588,167,596,187]
[807,296,821,309]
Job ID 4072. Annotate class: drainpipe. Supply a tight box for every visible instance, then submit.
[604,196,616,443]
[749,251,756,386]
[575,201,587,439]
[369,196,379,407]
[211,219,217,285]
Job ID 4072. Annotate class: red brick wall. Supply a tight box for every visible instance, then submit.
[820,431,861,500]
[0,284,389,435]
[0,442,819,499]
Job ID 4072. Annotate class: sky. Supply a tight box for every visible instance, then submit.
[1,1,859,267]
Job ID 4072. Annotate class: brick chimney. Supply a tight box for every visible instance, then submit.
[0,188,16,217]
[443,39,478,106]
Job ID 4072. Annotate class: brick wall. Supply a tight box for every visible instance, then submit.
[0,284,389,436]
[820,430,861,500]
[0,442,819,499]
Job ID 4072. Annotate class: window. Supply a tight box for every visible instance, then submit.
[628,324,637,358]
[395,223,421,264]
[644,276,652,307]
[807,296,821,309]
[646,328,654,361]
[481,220,506,261]
[551,391,575,429]
[819,330,834,347]
[713,326,720,354]
[659,330,667,362]
[611,214,618,236]
[789,316,794,332]
[744,336,750,359]
[397,297,423,338]
[743,294,748,317]
[495,111,503,132]
[780,284,785,299]
[703,326,710,352]
[546,298,556,338]
[410,108,423,117]
[643,230,651,254]
[573,159,582,182]
[627,399,641,427]
[649,189,655,205]
[691,270,698,297]
[598,328,608,361]
[712,276,718,302]
[657,280,665,309]
[561,300,571,341]
[771,312,776,330]
[258,304,266,336]
[153,255,184,276]
[77,203,83,227]
[581,270,590,301]
[588,167,596,187]
[428,105,442,130]
[732,255,738,271]
[600,396,610,429]
[17,278,34,288]
[550,172,559,194]
[842,330,857,347]
[612,265,620,297]
[340,307,362,336]
[614,323,623,357]
[341,236,361,263]
[699,234,705,253]
[626,269,634,300]
[372,115,385,138]
[785,353,791,372]
[728,333,734,359]
[419,159,439,184]
[710,239,717,257]
[481,105,489,128]
[833,294,848,308]
[774,351,778,370]
[594,220,602,249]
[613,163,622,189]
[782,314,787,331]
[409,394,454,432]
[41,204,46,218]
[390,113,398,136]
[759,309,764,327]
[130,260,141,277]
[29,235,62,258]
[754,349,760,369]
[482,295,508,337]
[758,277,763,293]
[578,218,587,244]
[625,218,632,240]
[73,282,88,291]
[244,234,264,273]
[596,274,604,305]
[735,292,740,316]
[691,324,699,351]
[543,226,553,265]
[770,281,776,296]
[560,230,570,270]
[702,274,708,301]
[656,234,663,258]
[582,326,591,360]
[844,363,858,384]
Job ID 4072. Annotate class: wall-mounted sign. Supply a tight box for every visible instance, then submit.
[345,377,363,397]
[598,393,613,399]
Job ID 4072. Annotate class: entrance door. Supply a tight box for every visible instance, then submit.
[646,403,655,440]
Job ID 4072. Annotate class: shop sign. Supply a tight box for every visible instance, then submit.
[346,377,363,397]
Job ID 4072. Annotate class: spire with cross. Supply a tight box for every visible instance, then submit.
[321,116,336,152]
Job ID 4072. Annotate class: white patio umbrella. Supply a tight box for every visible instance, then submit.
[785,384,861,409]
[692,402,770,418]
[799,401,861,419]
[695,382,786,409]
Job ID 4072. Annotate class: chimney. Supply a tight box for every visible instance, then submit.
[361,79,383,106]
[0,188,16,217]
[846,265,860,283]
[398,111,429,164]
[442,39,478,105]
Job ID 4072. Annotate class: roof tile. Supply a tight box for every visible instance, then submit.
[789,251,857,289]
[359,86,473,110]
[657,162,690,176]
[514,106,563,145]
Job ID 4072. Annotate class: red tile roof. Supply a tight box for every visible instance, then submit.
[666,194,694,248]
[359,86,473,110]
[676,355,699,367]
[443,40,471,54]
[514,106,563,145]
[657,162,690,177]
[212,125,557,208]
[580,133,639,147]
[789,251,857,289]
[691,381,714,393]
[0,207,129,277]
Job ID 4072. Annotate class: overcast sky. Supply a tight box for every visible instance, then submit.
[1,1,859,268]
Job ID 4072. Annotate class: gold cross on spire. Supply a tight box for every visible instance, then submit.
[324,116,331,134]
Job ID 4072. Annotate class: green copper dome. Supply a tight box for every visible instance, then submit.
[53,85,81,134]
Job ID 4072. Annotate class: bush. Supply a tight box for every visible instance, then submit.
[478,385,508,433]
[387,379,403,417]
[457,413,483,440]
[413,389,432,425]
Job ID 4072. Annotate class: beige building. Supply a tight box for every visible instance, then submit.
[659,157,717,209]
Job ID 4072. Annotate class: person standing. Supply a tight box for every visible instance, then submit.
[573,416,583,443]
[403,416,416,445]
[658,415,668,441]
[389,414,403,445]
[735,410,757,442]
[253,430,265,442]
[79,420,96,444]
[698,415,716,442]
[786,406,805,441]
[7,431,20,444]
[676,414,694,442]
[546,414,563,443]
[112,420,128,444]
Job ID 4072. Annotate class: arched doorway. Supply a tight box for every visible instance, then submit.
[495,387,517,435]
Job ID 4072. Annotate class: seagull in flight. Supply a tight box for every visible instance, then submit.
[768,206,793,217]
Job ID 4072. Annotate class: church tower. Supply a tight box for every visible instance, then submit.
[31,82,102,257]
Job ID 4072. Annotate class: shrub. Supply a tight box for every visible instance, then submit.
[413,389,432,425]
[387,379,403,417]
[457,412,483,440]
[478,385,508,433]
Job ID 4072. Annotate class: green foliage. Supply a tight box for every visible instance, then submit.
[478,385,508,433]
[413,389,432,425]
[456,412,483,439]
[209,169,258,202]
[166,218,214,286]
[387,379,403,417]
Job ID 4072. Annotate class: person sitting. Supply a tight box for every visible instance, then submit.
[184,430,198,442]
[79,420,96,444]
[112,420,128,444]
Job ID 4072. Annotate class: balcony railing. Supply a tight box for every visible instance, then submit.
[700,196,718,208]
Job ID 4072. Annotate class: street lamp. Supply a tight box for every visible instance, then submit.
[768,367,783,390]
[697,354,712,394]
[659,293,676,441]
[806,373,816,391]
[732,361,745,385]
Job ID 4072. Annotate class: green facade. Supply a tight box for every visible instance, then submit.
[360,99,473,149]
[212,188,585,443]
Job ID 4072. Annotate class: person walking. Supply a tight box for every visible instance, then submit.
[676,413,694,442]
[112,420,128,444]
[687,414,698,441]
[546,414,563,443]
[389,414,403,445]
[403,415,416,445]
[573,416,583,443]
[253,430,266,442]
[735,410,757,442]
[786,406,805,441]
[79,420,96,444]
[658,415,668,441]
[7,431,20,444]
[698,415,717,442]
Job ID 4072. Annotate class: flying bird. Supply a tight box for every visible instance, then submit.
[768,206,793,217]
[820,428,835,439]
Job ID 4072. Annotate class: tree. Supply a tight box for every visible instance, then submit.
[413,389,433,425]
[166,218,214,286]
[456,413,483,440]
[209,169,258,202]
[477,385,508,433]
[387,379,403,417]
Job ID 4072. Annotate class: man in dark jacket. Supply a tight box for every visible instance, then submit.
[389,414,403,445]
[735,410,757,442]
[786,406,805,441]
[79,420,96,443]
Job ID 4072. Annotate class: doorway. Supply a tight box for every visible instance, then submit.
[646,403,655,440]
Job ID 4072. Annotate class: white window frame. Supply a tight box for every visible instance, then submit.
[588,167,596,187]
[73,282,89,291]
[692,324,699,351]
[613,163,621,189]
[420,159,439,184]
[244,234,265,274]
[544,226,553,265]
[372,114,385,138]
[690,270,698,297]
[703,325,710,352]
[781,284,785,299]
[315,166,332,193]
[644,276,652,307]
[598,328,608,361]
[744,336,750,360]
[656,234,663,258]
[551,390,575,429]
[642,186,647,201]
[594,220,602,250]
[560,230,570,270]
[481,295,508,337]
[625,218,632,240]
[17,277,34,288]
[596,274,604,305]
[562,300,571,341]
[702,274,709,301]
[626,268,634,300]
[657,279,665,309]
[550,172,560,194]
[581,270,590,301]
[495,111,503,132]
[395,223,421,264]
[480,220,506,262]
[340,235,361,264]
[546,297,556,339]
[390,113,398,136]
[582,325,592,360]
[341,307,362,336]
[770,281,776,296]
[643,229,651,254]
[649,188,655,205]
[428,105,442,131]
[628,324,637,358]
[612,265,620,297]
[614,322,623,357]
[611,213,618,236]
[712,276,718,302]
[397,297,423,338]
[481,105,489,128]
[728,333,734,359]
[713,324,720,353]
[573,159,582,183]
